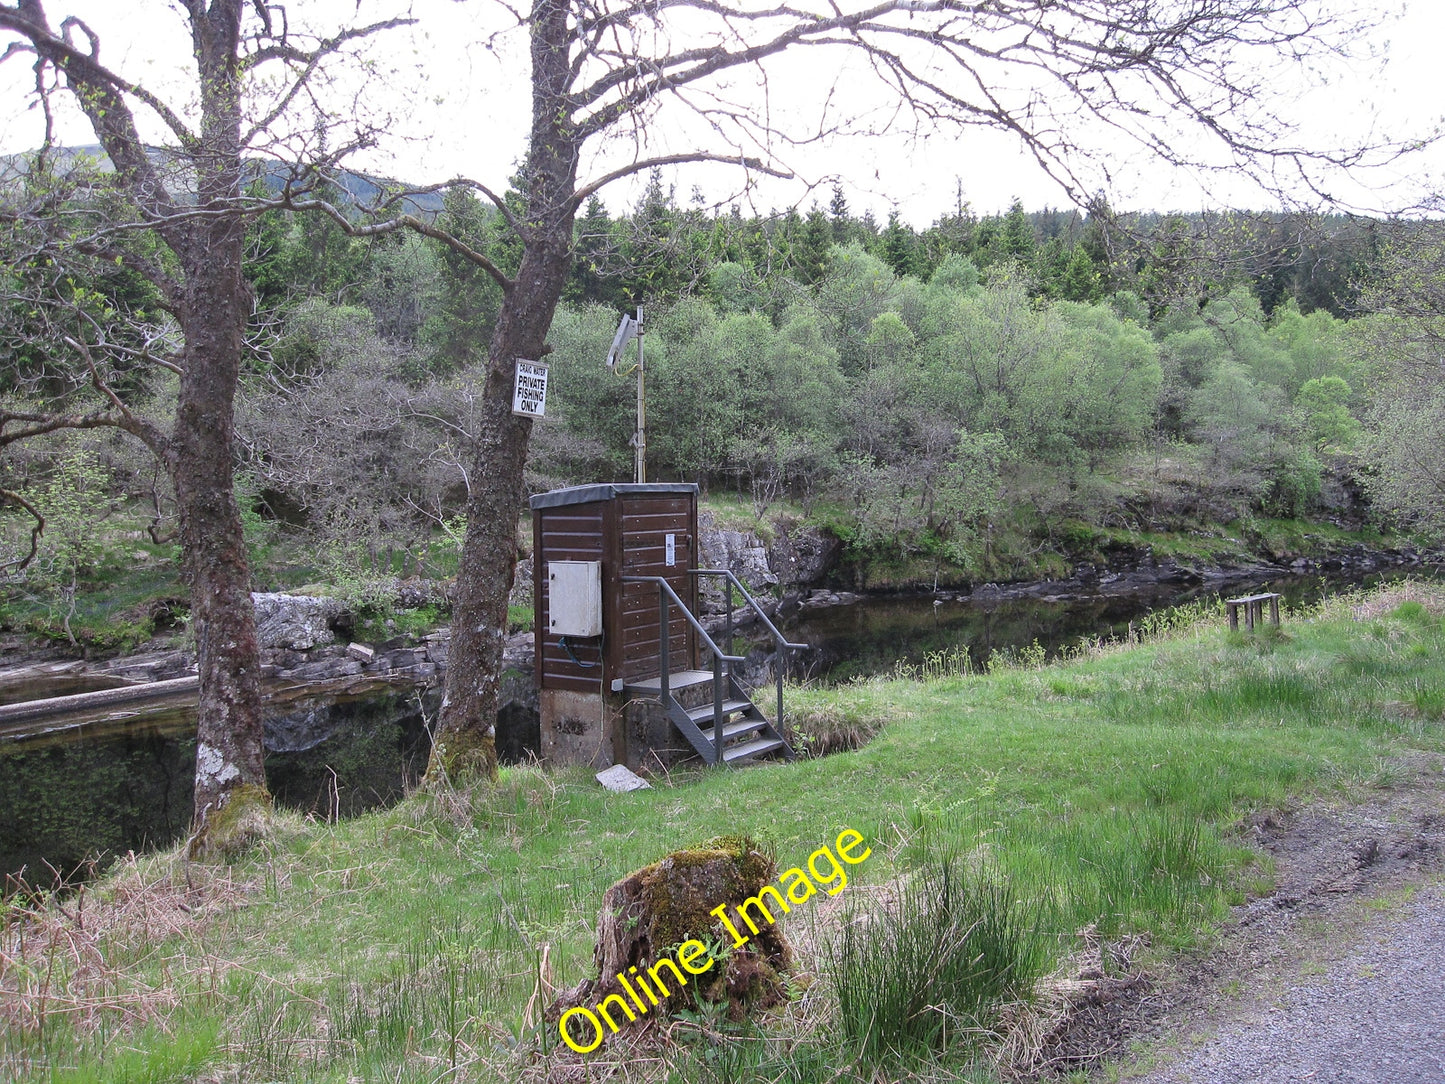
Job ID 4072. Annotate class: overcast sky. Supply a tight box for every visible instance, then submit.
[2,0,1441,225]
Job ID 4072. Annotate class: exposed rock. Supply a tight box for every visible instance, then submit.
[800,589,864,610]
[768,519,841,587]
[276,658,363,683]
[696,515,842,616]
[378,647,422,670]
[508,556,535,609]
[9,592,528,759]
[96,649,195,683]
[596,764,651,792]
[504,629,534,668]
[423,631,449,666]
[393,577,451,610]
[251,593,345,650]
[700,518,778,595]
[724,604,768,629]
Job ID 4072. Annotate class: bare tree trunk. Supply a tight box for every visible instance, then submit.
[178,3,271,851]
[176,259,269,850]
[427,0,578,784]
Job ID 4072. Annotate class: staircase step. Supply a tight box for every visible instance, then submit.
[684,699,753,725]
[625,670,715,693]
[697,717,766,744]
[722,736,788,764]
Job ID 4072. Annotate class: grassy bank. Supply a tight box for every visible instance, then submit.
[3,585,1443,1083]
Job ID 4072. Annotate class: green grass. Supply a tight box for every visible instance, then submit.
[828,858,1048,1066]
[354,603,452,642]
[1094,524,1251,564]
[1087,516,1403,568]
[3,585,1444,1082]
[1240,515,1394,555]
[45,1019,221,1084]
[700,491,778,538]
[0,555,186,651]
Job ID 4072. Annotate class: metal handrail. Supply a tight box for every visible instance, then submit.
[691,568,809,651]
[620,575,743,665]
[622,574,743,763]
[691,568,806,744]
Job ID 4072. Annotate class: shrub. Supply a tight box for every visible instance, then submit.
[1262,448,1323,517]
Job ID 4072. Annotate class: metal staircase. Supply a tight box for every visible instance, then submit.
[621,570,804,766]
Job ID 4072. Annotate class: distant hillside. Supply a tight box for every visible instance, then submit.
[0,144,445,216]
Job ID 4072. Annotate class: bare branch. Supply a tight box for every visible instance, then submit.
[0,4,184,225]
[279,192,518,293]
[377,176,528,238]
[0,487,43,573]
[0,404,128,447]
[547,0,1418,214]
[571,151,794,210]
[241,16,418,147]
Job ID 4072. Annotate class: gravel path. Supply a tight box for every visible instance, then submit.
[1127,884,1445,1084]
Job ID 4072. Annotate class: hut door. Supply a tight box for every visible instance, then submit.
[619,496,696,681]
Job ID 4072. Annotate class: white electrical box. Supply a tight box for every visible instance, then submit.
[548,560,602,637]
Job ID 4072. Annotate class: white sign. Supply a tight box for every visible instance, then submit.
[665,533,676,567]
[512,359,549,417]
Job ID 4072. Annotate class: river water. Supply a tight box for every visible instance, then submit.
[770,568,1428,684]
[0,689,434,890]
[1,565,1435,887]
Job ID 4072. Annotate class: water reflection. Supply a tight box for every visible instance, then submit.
[769,568,1440,684]
[0,689,435,889]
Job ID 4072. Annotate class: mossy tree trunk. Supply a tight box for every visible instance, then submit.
[426,0,578,786]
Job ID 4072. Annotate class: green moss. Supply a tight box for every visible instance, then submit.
[425,726,499,788]
[641,838,752,951]
[626,835,788,1015]
[187,783,273,861]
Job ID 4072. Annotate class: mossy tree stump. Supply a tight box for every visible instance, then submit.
[554,836,792,1035]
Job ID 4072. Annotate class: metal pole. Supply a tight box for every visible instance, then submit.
[776,655,785,740]
[725,584,734,687]
[659,589,670,704]
[713,657,725,766]
[635,304,646,484]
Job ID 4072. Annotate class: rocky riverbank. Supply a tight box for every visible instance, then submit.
[925,538,1441,606]
[1,517,1437,747]
[694,514,1442,628]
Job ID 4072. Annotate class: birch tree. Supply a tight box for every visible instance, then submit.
[1352,221,1445,539]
